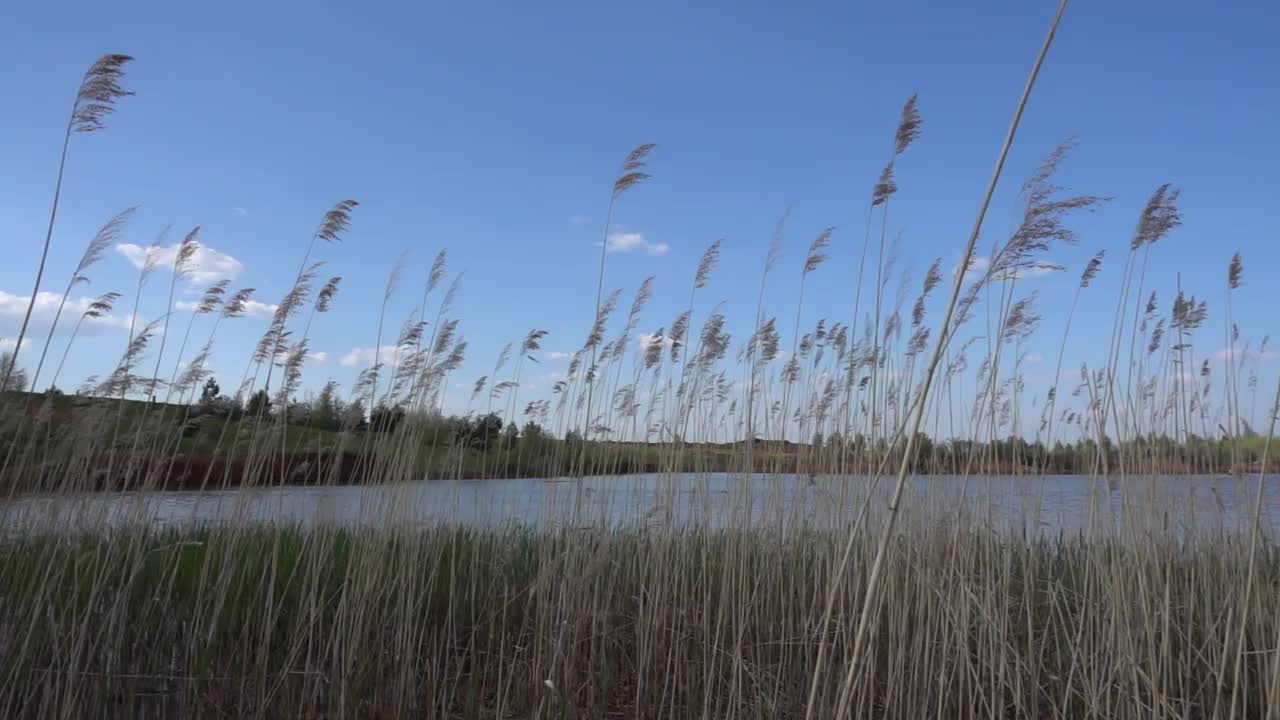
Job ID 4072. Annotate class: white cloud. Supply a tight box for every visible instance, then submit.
[637,332,675,351]
[545,350,573,361]
[1213,347,1280,363]
[308,351,329,364]
[545,371,569,384]
[0,290,136,336]
[604,232,669,257]
[174,298,276,319]
[241,300,278,319]
[0,337,32,353]
[570,214,591,225]
[1022,352,1044,365]
[339,345,400,368]
[116,241,245,285]
[954,256,990,282]
[232,207,248,217]
[953,255,1059,283]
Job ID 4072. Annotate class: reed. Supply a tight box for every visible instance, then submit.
[2,8,1278,717]
[1,55,134,393]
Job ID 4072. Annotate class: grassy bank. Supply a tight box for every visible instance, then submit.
[2,524,1278,718]
[5,391,1276,495]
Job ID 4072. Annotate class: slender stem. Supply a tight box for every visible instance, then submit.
[1229,377,1280,720]
[147,270,183,401]
[49,315,87,391]
[28,276,80,393]
[2,120,72,393]
[579,195,617,476]
[820,2,1069,715]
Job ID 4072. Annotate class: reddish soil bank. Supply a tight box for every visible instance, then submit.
[8,450,368,493]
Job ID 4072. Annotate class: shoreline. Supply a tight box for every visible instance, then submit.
[6,447,1276,496]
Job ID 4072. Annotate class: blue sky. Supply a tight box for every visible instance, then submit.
[2,0,1277,434]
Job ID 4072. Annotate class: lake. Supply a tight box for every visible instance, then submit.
[3,473,1278,539]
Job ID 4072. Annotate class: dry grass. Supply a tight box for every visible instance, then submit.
[3,11,1280,718]
[1,524,1278,718]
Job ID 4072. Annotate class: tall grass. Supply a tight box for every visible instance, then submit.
[0,55,133,394]
[2,523,1278,718]
[2,11,1280,717]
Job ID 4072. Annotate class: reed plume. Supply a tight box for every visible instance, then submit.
[1080,249,1105,288]
[316,200,359,245]
[695,239,722,289]
[428,250,449,293]
[669,311,691,363]
[985,138,1107,284]
[96,316,165,397]
[28,208,137,391]
[642,328,666,370]
[804,227,834,274]
[48,291,123,390]
[196,280,231,314]
[612,143,657,199]
[371,251,410,407]
[582,144,657,458]
[148,227,201,400]
[163,278,232,402]
[2,55,135,394]
[894,94,923,155]
[817,4,1071,716]
[222,288,256,319]
[522,329,548,359]
[72,54,136,133]
[1131,183,1182,250]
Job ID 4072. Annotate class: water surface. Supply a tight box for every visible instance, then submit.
[4,473,1278,539]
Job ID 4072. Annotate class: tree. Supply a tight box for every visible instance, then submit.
[522,421,546,444]
[342,398,368,430]
[311,381,343,431]
[287,400,312,426]
[453,413,503,450]
[501,422,519,446]
[564,429,585,452]
[370,404,406,433]
[199,377,220,406]
[246,389,272,418]
[0,352,28,392]
[472,413,503,450]
[202,394,242,419]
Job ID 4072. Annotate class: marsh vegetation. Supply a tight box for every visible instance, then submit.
[2,5,1279,717]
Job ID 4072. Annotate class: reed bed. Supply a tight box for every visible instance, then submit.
[2,523,1278,718]
[3,3,1280,717]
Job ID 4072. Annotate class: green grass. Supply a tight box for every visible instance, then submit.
[2,524,1278,718]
